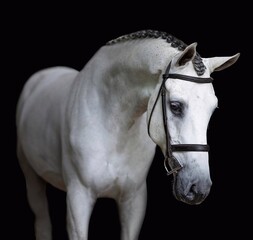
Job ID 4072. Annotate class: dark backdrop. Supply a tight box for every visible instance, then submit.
[5,2,250,240]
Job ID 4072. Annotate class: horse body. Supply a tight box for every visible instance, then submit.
[16,30,239,240]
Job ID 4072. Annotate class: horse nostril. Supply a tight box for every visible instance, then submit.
[185,184,197,201]
[190,184,197,194]
[185,184,208,204]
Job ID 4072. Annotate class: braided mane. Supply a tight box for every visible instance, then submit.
[106,30,206,76]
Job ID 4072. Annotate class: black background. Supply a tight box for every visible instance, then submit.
[4,2,251,240]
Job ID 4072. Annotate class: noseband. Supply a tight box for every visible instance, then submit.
[148,62,213,176]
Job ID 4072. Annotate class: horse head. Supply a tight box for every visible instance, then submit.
[147,43,240,205]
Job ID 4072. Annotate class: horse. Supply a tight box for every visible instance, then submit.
[16,29,240,240]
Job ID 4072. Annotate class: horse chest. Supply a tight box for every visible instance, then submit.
[65,132,155,197]
[85,155,152,198]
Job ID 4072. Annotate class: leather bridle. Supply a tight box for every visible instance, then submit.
[148,62,213,176]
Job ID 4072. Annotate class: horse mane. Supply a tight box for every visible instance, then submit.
[106,29,206,76]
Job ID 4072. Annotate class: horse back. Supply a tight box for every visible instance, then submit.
[16,66,79,189]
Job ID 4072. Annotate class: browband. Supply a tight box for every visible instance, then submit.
[165,73,213,83]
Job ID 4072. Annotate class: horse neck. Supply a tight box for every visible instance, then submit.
[79,39,178,132]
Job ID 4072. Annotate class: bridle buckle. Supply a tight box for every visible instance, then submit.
[164,156,183,176]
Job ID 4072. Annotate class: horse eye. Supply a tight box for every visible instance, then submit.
[170,101,183,116]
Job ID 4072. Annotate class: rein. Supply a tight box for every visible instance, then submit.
[148,62,213,176]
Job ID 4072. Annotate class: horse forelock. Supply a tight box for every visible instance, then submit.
[106,30,206,76]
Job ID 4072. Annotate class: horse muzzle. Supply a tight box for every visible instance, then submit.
[173,176,212,205]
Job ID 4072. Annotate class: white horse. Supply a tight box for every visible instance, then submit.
[16,30,239,240]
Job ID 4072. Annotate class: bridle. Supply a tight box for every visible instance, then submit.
[148,62,213,176]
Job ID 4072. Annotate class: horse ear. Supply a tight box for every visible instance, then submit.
[175,42,197,66]
[205,53,240,72]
